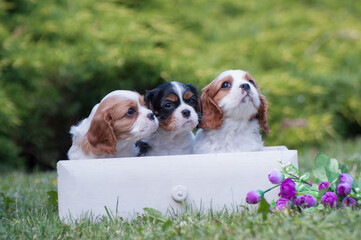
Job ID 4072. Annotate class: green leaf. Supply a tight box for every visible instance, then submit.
[317,188,328,201]
[257,197,270,220]
[162,219,173,230]
[316,204,325,210]
[299,190,318,198]
[339,163,349,174]
[300,172,310,181]
[143,208,167,222]
[325,158,341,183]
[312,154,341,183]
[315,153,330,168]
[271,200,276,209]
[312,153,330,182]
[297,183,307,192]
[104,206,115,225]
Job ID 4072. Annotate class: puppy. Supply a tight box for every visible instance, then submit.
[68,90,158,160]
[194,70,269,154]
[140,82,201,156]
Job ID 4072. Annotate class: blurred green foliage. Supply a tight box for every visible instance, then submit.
[0,0,360,170]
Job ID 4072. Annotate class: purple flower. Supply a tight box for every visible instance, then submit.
[292,196,302,206]
[279,178,296,199]
[268,170,284,184]
[246,190,263,204]
[304,194,317,207]
[275,197,290,210]
[318,181,331,191]
[321,192,338,207]
[337,183,351,196]
[342,197,357,208]
[293,194,317,208]
[339,173,353,186]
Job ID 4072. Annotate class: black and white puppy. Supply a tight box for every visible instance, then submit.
[139,81,201,156]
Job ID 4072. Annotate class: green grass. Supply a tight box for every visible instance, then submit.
[1,139,361,239]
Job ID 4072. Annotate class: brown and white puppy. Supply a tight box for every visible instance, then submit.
[68,90,158,159]
[194,70,269,154]
[139,82,201,156]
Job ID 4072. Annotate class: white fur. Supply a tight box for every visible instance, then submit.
[144,129,196,156]
[143,82,198,156]
[68,90,158,160]
[194,70,264,154]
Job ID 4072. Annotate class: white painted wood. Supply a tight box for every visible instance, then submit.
[58,146,297,221]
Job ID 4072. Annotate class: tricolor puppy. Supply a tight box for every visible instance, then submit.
[68,90,158,160]
[140,82,201,156]
[194,70,269,153]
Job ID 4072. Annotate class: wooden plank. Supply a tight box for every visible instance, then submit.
[58,147,297,220]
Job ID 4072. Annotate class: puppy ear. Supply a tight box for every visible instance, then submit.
[187,84,203,126]
[258,94,270,133]
[187,84,199,95]
[246,73,270,133]
[86,110,117,154]
[144,90,156,109]
[199,88,224,129]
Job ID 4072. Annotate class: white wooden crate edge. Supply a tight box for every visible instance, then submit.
[57,146,297,221]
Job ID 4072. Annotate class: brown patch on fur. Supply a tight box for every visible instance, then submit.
[85,96,139,154]
[199,76,233,129]
[257,93,270,132]
[159,113,177,132]
[166,94,179,102]
[246,73,269,133]
[244,72,269,132]
[79,137,104,157]
[213,76,233,104]
[139,94,146,107]
[245,73,258,88]
[183,91,194,100]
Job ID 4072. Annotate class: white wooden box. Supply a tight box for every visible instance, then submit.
[58,146,297,220]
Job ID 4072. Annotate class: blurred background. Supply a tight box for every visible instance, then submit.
[0,0,360,171]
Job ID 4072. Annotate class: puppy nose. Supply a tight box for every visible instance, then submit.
[147,113,155,120]
[240,83,250,91]
[181,109,191,119]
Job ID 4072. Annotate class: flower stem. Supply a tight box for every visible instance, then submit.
[287,173,299,179]
[264,184,281,194]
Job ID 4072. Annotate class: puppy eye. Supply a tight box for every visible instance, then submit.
[127,108,136,116]
[221,82,231,88]
[164,102,172,109]
[249,79,256,86]
[188,97,197,105]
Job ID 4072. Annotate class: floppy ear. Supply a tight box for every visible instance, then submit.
[144,90,156,109]
[187,83,202,117]
[199,88,224,129]
[248,73,270,133]
[258,94,270,133]
[86,110,117,154]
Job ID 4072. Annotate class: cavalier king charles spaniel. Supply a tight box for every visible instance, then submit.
[194,70,269,153]
[68,90,159,160]
[139,82,201,156]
